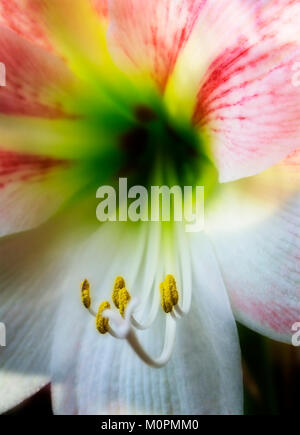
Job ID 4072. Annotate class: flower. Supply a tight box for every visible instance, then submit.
[0,0,299,415]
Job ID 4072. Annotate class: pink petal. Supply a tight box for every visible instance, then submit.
[107,0,207,90]
[191,0,300,181]
[0,1,112,90]
[91,0,108,20]
[0,0,108,51]
[207,160,300,342]
[0,149,65,185]
[0,148,83,236]
[18,0,117,84]
[0,0,52,50]
[0,25,77,118]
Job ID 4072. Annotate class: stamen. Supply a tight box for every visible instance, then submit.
[112,276,131,317]
[112,276,126,309]
[165,274,179,306]
[81,270,182,369]
[160,274,179,313]
[118,288,131,318]
[96,301,111,334]
[81,279,91,309]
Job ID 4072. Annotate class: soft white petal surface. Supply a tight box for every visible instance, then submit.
[0,225,58,412]
[207,158,300,343]
[51,228,242,415]
[0,202,96,412]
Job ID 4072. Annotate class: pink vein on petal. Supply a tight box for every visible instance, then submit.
[0,0,52,50]
[231,290,300,336]
[0,149,68,189]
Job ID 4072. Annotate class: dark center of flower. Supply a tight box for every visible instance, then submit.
[117,105,217,193]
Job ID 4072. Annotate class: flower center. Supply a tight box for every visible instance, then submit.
[78,102,216,368]
[117,104,217,193]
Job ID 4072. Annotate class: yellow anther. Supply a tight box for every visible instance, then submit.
[160,275,179,314]
[112,276,126,309]
[160,282,172,313]
[165,274,179,306]
[118,288,131,318]
[81,279,91,309]
[96,301,110,334]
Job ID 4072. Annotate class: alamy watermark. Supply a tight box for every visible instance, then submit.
[291,322,300,347]
[0,62,6,87]
[96,178,204,232]
[0,323,6,347]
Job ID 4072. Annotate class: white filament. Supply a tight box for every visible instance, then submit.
[90,298,177,368]
[174,224,192,316]
[107,302,177,368]
[88,223,192,368]
[129,223,162,330]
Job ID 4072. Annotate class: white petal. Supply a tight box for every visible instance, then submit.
[0,204,97,413]
[0,227,55,412]
[207,160,300,343]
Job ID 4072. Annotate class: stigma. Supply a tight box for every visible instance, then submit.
[80,273,185,368]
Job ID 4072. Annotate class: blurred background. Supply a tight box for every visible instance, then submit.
[4,323,300,416]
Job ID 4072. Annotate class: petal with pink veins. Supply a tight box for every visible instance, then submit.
[91,0,108,20]
[193,43,300,182]
[0,149,87,237]
[0,25,80,118]
[165,0,300,182]
[107,0,207,90]
[0,0,52,50]
[0,0,108,51]
[21,0,116,83]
